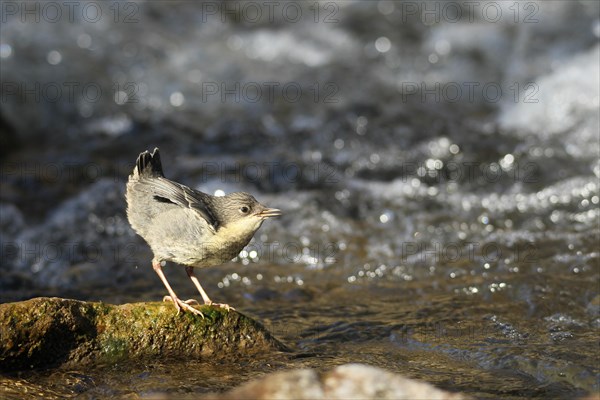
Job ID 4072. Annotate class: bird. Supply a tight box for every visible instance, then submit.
[126,148,281,316]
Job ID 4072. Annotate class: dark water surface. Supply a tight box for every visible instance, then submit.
[1,1,599,398]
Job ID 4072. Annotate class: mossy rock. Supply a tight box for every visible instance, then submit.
[0,297,287,371]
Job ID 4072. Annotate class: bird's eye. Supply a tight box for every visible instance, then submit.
[240,206,250,214]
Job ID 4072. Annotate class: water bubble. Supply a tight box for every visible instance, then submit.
[377,1,395,15]
[0,44,13,58]
[435,39,451,55]
[114,91,128,105]
[500,154,515,169]
[170,92,185,107]
[77,34,92,49]
[47,50,62,65]
[375,37,391,53]
[379,210,394,224]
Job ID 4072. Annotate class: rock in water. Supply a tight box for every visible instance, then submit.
[211,364,469,400]
[0,297,286,371]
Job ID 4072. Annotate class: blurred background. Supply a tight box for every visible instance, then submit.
[1,1,599,398]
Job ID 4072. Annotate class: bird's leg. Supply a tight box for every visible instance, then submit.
[185,266,234,311]
[152,260,204,318]
[184,266,212,303]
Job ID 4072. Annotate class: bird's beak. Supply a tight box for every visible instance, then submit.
[258,208,282,218]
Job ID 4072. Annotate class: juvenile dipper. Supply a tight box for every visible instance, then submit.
[126,148,281,316]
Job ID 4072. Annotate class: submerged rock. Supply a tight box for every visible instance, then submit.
[0,297,286,371]
[211,364,468,400]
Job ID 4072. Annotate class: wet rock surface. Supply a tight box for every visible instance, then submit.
[211,364,469,400]
[0,297,286,371]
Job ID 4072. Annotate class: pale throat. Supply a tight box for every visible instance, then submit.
[215,217,264,246]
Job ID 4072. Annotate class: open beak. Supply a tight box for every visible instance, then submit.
[258,208,282,218]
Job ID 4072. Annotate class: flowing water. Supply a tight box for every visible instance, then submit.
[1,1,599,398]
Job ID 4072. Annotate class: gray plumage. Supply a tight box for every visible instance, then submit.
[126,148,280,315]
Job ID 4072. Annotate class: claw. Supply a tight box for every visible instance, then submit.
[163,295,204,318]
[162,295,181,314]
[205,300,235,311]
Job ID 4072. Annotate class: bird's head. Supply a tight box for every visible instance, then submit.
[213,192,281,235]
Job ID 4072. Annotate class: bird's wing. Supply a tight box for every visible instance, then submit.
[144,177,219,229]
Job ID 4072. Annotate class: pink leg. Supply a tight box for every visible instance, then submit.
[153,260,204,317]
[185,266,234,311]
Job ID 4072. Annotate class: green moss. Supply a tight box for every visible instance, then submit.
[0,298,287,371]
[100,337,129,361]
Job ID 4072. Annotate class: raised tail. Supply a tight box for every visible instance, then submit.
[132,147,164,179]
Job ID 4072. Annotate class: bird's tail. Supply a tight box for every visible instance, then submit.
[132,147,164,179]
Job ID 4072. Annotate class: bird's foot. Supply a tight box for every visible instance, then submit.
[204,300,235,311]
[162,295,205,318]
